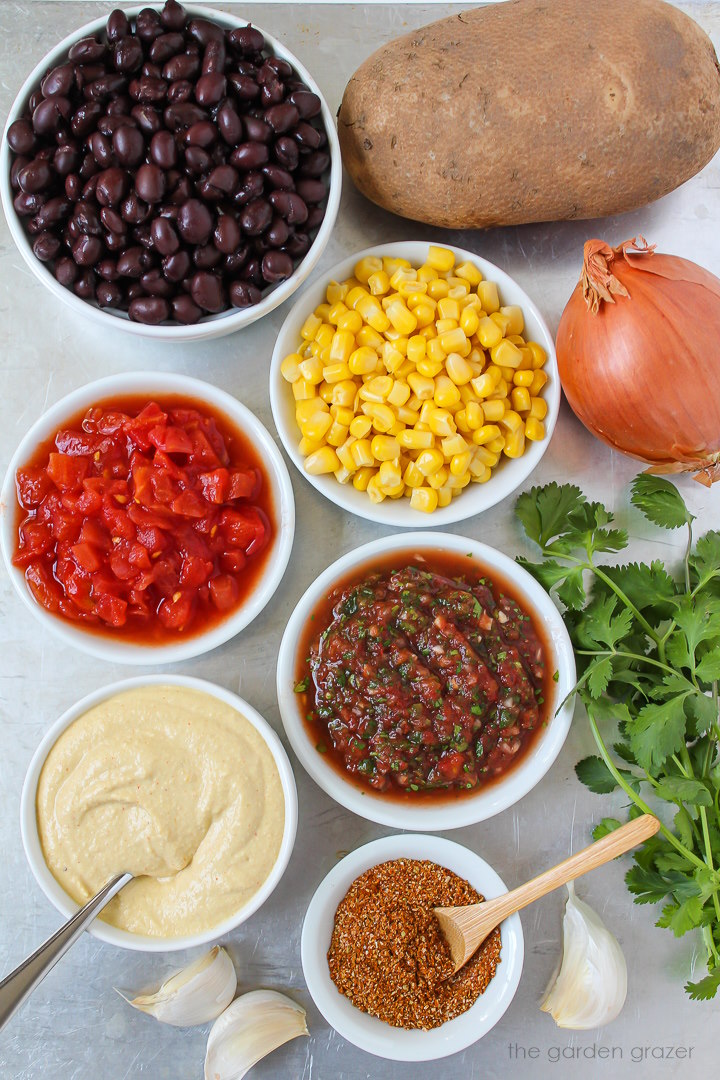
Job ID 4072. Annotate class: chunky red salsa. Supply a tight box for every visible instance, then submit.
[13,395,274,642]
[296,551,551,798]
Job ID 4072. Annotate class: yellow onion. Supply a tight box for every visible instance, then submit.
[556,236,720,485]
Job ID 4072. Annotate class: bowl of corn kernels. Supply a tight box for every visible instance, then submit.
[269,242,559,525]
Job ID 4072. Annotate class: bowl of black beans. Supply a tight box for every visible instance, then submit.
[1,1,341,339]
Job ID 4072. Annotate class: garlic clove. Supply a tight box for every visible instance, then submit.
[204,989,308,1080]
[117,946,237,1027]
[540,881,627,1030]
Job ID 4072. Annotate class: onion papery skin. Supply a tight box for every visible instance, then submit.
[556,237,720,485]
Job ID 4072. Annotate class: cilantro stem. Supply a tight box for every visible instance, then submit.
[684,519,693,595]
[590,565,665,654]
[587,708,707,871]
[576,648,695,689]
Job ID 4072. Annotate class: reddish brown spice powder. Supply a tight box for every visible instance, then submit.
[327,858,502,1029]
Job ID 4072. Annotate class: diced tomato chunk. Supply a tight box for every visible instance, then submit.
[25,561,63,612]
[209,573,239,611]
[95,593,128,627]
[148,425,193,455]
[200,468,230,504]
[47,453,89,492]
[16,467,52,508]
[228,468,260,501]
[171,490,208,518]
[437,751,467,781]
[13,521,53,565]
[180,555,213,588]
[71,542,102,573]
[158,591,195,630]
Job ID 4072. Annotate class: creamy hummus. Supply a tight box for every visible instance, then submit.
[36,685,286,937]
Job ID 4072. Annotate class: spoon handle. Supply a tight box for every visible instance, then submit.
[485,815,660,924]
[0,873,132,1031]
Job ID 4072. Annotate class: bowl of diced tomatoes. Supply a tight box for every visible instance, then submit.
[0,372,294,663]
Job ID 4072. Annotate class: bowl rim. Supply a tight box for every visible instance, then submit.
[20,673,299,952]
[277,530,576,830]
[269,239,559,527]
[0,3,342,342]
[0,371,295,664]
[300,833,524,1061]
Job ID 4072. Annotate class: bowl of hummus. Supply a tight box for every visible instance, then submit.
[21,676,298,951]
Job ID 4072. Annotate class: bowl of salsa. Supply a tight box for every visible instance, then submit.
[276,532,575,830]
[1,372,294,663]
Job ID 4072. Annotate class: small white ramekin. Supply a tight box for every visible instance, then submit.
[270,240,559,527]
[301,833,524,1061]
[277,531,576,831]
[21,674,298,952]
[0,372,295,664]
[0,5,342,342]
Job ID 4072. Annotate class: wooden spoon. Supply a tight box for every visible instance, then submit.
[435,814,660,973]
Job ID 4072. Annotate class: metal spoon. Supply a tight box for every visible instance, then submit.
[434,815,660,973]
[0,872,132,1030]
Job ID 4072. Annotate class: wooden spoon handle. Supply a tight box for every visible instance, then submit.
[484,814,660,925]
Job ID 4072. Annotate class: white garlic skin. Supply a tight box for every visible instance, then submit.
[119,946,237,1027]
[204,989,308,1080]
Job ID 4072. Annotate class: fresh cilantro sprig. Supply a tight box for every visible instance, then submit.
[515,477,720,999]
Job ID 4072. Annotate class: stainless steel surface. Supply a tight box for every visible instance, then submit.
[0,3,719,1078]
[0,874,133,1032]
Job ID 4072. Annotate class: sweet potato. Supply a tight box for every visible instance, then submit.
[338,0,720,229]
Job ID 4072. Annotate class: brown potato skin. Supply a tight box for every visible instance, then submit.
[338,0,720,228]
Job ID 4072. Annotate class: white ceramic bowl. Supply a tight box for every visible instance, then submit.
[301,833,523,1060]
[0,5,341,342]
[0,372,294,663]
[21,674,298,952]
[269,241,558,526]
[277,531,575,830]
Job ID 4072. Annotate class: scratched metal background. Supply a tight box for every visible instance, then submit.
[1,3,719,1077]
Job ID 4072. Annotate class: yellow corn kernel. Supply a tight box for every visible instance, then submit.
[500,409,523,434]
[292,379,316,401]
[482,398,506,423]
[316,325,336,351]
[349,415,373,439]
[280,353,303,382]
[486,436,506,454]
[472,424,501,446]
[355,325,383,350]
[459,306,480,337]
[407,371,435,400]
[362,402,395,433]
[337,310,362,335]
[385,299,417,334]
[403,460,424,488]
[427,245,455,273]
[455,408,470,434]
[506,334,526,346]
[346,285,369,310]
[326,280,348,305]
[525,417,546,442]
[371,435,400,461]
[513,369,534,387]
[488,377,509,399]
[327,421,349,447]
[333,466,353,485]
[473,444,501,467]
[490,310,512,336]
[351,439,374,468]
[477,280,499,314]
[359,375,393,402]
[388,420,405,437]
[323,362,352,385]
[396,405,420,426]
[295,398,328,424]
[511,386,532,413]
[327,301,347,326]
[354,255,383,284]
[398,279,426,299]
[407,334,427,364]
[328,331,354,365]
[437,297,460,321]
[437,326,466,356]
[428,409,456,437]
[469,461,492,483]
[389,267,416,290]
[445,352,473,386]
[426,337,447,365]
[477,316,503,349]
[382,345,405,374]
[441,433,469,456]
[500,305,524,335]
[367,269,390,296]
[529,396,548,421]
[347,347,377,376]
[490,340,522,369]
[304,446,340,475]
[379,459,402,491]
[435,317,457,335]
[417,263,439,282]
[528,341,548,368]
[382,255,412,274]
[298,435,324,456]
[503,430,526,459]
[470,373,496,398]
[315,303,331,321]
[397,428,434,450]
[358,296,391,333]
[410,486,439,513]
[336,439,357,473]
[319,382,334,403]
[465,401,484,429]
[366,473,386,503]
[436,486,453,508]
[300,312,322,340]
[419,401,435,425]
[427,278,449,300]
[446,471,472,490]
[413,302,436,328]
[455,261,482,286]
[416,448,445,476]
[298,356,324,385]
[353,466,375,492]
[331,380,358,408]
[387,380,411,407]
[498,365,514,383]
[301,412,332,442]
[434,375,461,409]
[529,370,548,397]
[450,450,472,476]
[428,466,449,490]
[462,292,483,311]
[415,357,442,379]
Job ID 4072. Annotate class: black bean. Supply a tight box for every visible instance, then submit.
[104,229,126,251]
[214,214,241,254]
[149,129,177,168]
[96,167,129,206]
[107,9,130,42]
[136,8,164,42]
[190,270,224,311]
[240,198,272,236]
[65,174,81,201]
[151,216,180,254]
[265,56,293,80]
[269,189,307,224]
[172,294,202,322]
[142,62,164,81]
[285,231,311,257]
[230,141,268,170]
[150,32,185,63]
[228,26,265,55]
[205,165,238,195]
[129,295,170,322]
[32,231,61,261]
[113,125,145,167]
[260,79,283,108]
[117,246,145,276]
[274,135,299,170]
[215,102,242,146]
[177,198,212,244]
[55,257,78,285]
[233,170,264,206]
[68,37,106,64]
[130,77,168,103]
[89,131,113,167]
[263,163,294,190]
[79,153,98,181]
[243,116,272,144]
[265,215,289,247]
[184,146,212,175]
[288,89,322,119]
[162,248,191,281]
[193,243,223,269]
[100,206,125,233]
[10,155,29,190]
[18,160,52,194]
[41,63,76,98]
[34,196,71,228]
[85,75,127,102]
[169,175,192,204]
[135,163,166,203]
[132,223,154,249]
[71,102,103,137]
[131,104,162,134]
[162,52,200,81]
[264,103,299,134]
[121,192,150,224]
[161,0,187,31]
[72,234,102,265]
[141,268,174,296]
[97,257,119,280]
[195,72,226,107]
[96,280,124,307]
[296,177,326,204]
[240,257,263,287]
[77,63,106,87]
[74,268,97,299]
[73,201,102,235]
[167,79,193,103]
[163,102,207,129]
[112,37,144,74]
[185,120,217,147]
[223,244,249,273]
[187,18,224,47]
[28,90,43,115]
[33,97,70,135]
[298,151,330,178]
[202,39,226,75]
[98,113,136,135]
[292,121,322,150]
[7,119,36,155]
[230,279,261,307]
[227,73,259,102]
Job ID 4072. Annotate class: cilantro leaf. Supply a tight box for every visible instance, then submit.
[670,596,720,666]
[689,531,720,593]
[686,967,720,1001]
[595,561,678,619]
[625,865,698,904]
[654,777,712,807]
[592,817,622,840]
[575,756,618,794]
[657,896,705,936]
[587,657,613,698]
[580,595,634,649]
[630,474,693,530]
[515,482,584,549]
[696,653,720,683]
[627,693,691,772]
